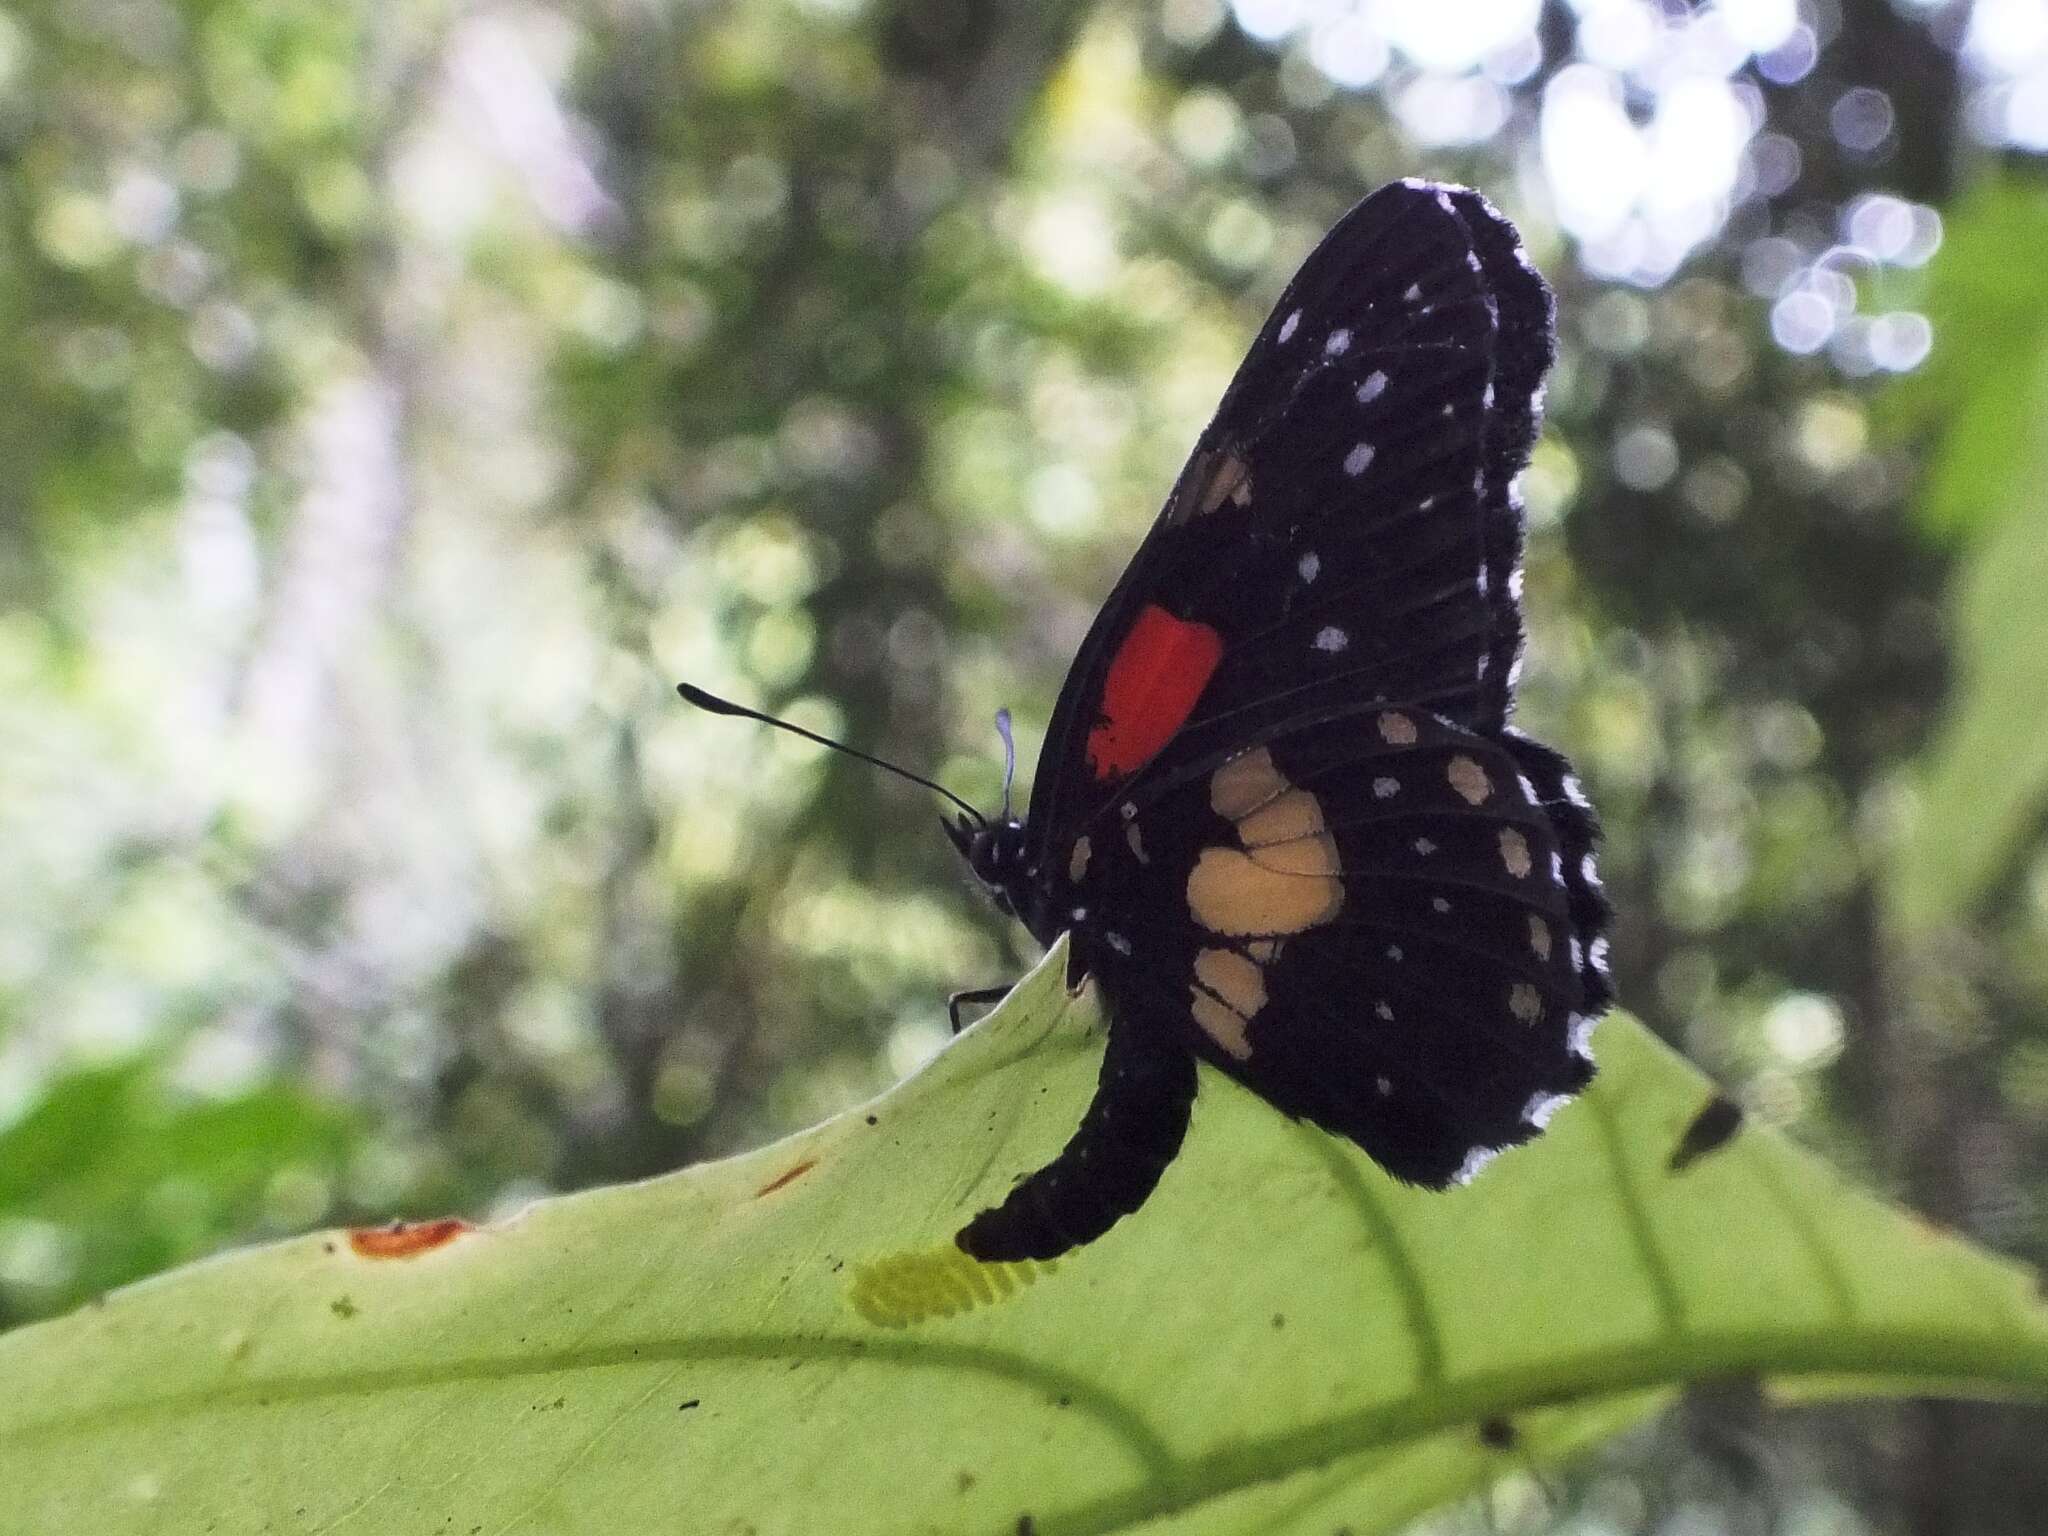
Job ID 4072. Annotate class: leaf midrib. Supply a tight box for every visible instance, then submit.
[1042,1323,2048,1536]
[8,1319,2046,1536]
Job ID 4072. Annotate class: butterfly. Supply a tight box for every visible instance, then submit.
[682,179,1612,1265]
[938,180,1612,1262]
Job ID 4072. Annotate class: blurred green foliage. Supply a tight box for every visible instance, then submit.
[2,0,2047,1529]
[0,1060,356,1302]
[1876,180,2048,934]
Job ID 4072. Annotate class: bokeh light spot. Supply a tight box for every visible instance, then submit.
[1385,0,1539,74]
[1613,423,1680,492]
[1770,289,1835,354]
[1830,86,1896,154]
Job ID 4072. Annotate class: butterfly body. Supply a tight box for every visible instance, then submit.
[946,179,1613,1264]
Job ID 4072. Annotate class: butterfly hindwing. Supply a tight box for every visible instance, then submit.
[1072,706,1594,1188]
[1501,726,1614,1016]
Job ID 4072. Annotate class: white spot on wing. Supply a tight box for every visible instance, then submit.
[1344,442,1375,476]
[1357,370,1387,404]
[1466,250,1483,272]
[1372,776,1398,799]
[1106,931,1133,956]
[1314,625,1349,653]
[1375,1075,1393,1096]
[1436,191,1457,214]
[1278,309,1301,343]
[1564,775,1591,809]
[1413,837,1436,856]
[1298,550,1320,583]
[1517,773,1539,804]
[1403,282,1422,302]
[1508,981,1544,1023]
[1581,852,1603,888]
[1589,936,1611,974]
[1568,1012,1597,1061]
[1385,944,1403,962]
[1325,328,1352,356]
[1432,896,1451,914]
[1374,1000,1393,1021]
[1476,565,1489,597]
[1452,1146,1501,1186]
[1522,1091,1571,1129]
[1482,381,1495,408]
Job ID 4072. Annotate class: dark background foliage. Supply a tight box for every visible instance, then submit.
[3,0,2047,1530]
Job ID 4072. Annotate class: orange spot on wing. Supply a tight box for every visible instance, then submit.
[346,1218,471,1259]
[1085,605,1224,781]
[755,1158,819,1197]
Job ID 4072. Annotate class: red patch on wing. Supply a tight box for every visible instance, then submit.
[754,1159,818,1197]
[346,1218,471,1259]
[1085,605,1224,781]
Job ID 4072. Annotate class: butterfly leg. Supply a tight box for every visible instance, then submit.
[947,984,1013,1034]
[955,1018,1196,1262]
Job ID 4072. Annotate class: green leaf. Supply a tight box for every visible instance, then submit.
[1875,178,2048,928]
[1871,178,2048,543]
[3,942,2044,1535]
[1890,471,2048,931]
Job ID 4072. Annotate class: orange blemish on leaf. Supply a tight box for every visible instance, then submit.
[346,1218,472,1259]
[1086,605,1224,781]
[755,1159,819,1197]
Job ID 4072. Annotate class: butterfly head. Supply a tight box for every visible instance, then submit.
[947,811,1031,919]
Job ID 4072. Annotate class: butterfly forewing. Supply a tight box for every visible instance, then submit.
[1026,182,1550,856]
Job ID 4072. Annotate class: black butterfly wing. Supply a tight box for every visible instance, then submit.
[957,181,1608,1263]
[1023,180,1552,862]
[958,701,1612,1260]
[1086,706,1601,1189]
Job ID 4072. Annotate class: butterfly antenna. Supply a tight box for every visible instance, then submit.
[676,682,985,827]
[995,708,1017,821]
